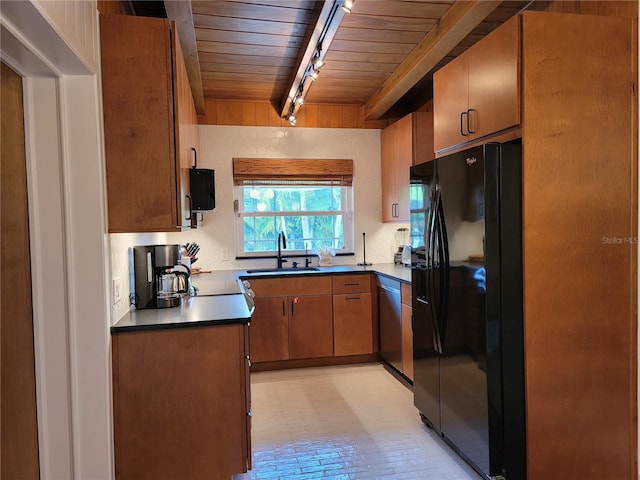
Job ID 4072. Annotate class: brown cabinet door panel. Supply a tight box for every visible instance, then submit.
[100,15,196,232]
[467,15,520,140]
[381,112,434,222]
[433,52,469,152]
[112,326,246,479]
[289,295,333,359]
[333,293,373,356]
[250,297,289,362]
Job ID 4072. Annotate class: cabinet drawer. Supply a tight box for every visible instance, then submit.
[401,282,412,306]
[250,276,332,297]
[332,274,372,294]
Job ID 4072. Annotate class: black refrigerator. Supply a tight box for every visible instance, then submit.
[410,142,526,480]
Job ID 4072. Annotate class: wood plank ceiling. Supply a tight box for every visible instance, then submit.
[161,1,533,121]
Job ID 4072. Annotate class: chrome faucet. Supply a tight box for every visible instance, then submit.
[277,231,287,269]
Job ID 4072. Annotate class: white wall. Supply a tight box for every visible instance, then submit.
[109,125,409,322]
[171,125,407,268]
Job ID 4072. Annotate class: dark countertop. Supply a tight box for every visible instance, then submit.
[111,294,252,333]
[112,263,411,334]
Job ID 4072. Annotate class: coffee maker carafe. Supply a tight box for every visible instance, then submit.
[133,244,188,309]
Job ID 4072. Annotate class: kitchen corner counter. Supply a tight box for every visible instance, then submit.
[111,294,252,333]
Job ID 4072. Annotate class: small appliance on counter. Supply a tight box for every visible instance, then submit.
[393,227,411,265]
[132,244,189,309]
[393,245,412,265]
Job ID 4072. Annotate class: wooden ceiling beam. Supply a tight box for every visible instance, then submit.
[164,0,206,114]
[363,0,501,120]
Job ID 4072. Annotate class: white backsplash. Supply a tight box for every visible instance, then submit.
[109,125,407,323]
[109,232,169,321]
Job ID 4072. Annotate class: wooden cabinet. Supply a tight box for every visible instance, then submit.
[250,296,288,362]
[250,277,333,362]
[111,324,251,479]
[519,12,636,479]
[381,111,434,222]
[332,274,374,356]
[433,15,520,153]
[289,295,333,359]
[400,282,413,381]
[100,14,199,233]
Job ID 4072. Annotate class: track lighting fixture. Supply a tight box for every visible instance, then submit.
[312,50,324,69]
[280,0,353,125]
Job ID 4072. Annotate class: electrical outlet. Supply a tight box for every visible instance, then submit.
[113,276,123,305]
[221,249,229,261]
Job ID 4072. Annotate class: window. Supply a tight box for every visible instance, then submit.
[233,158,354,257]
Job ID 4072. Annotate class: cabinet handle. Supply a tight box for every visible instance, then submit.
[185,194,192,221]
[191,147,198,168]
[467,109,476,134]
[460,111,468,136]
[346,296,360,301]
[391,203,399,218]
[282,300,285,316]
[247,410,253,418]
[344,283,360,286]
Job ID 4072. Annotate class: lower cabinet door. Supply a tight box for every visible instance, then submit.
[333,293,373,356]
[289,295,333,359]
[250,296,289,362]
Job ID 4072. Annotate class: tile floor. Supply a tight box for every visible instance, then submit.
[233,363,481,480]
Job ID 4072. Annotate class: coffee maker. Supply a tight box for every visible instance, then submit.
[133,244,189,309]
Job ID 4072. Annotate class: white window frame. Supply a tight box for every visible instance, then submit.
[234,184,354,257]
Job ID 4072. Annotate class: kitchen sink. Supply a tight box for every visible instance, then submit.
[245,267,320,274]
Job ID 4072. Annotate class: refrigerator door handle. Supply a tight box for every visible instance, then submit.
[430,188,444,354]
[435,193,449,349]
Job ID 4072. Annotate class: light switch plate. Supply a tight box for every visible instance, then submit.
[113,276,123,304]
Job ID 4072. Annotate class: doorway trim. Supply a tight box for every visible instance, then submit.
[1,2,113,479]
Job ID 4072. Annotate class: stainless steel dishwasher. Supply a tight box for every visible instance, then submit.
[377,275,402,373]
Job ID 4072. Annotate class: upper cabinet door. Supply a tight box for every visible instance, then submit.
[433,15,520,154]
[467,15,520,140]
[100,15,198,233]
[433,53,469,153]
[381,112,433,223]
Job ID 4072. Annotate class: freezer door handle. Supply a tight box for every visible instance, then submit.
[428,188,443,354]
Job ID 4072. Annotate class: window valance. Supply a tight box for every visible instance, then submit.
[232,158,353,186]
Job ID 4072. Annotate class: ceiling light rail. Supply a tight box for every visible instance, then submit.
[281,0,353,126]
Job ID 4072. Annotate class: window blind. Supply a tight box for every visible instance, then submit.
[232,158,353,186]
